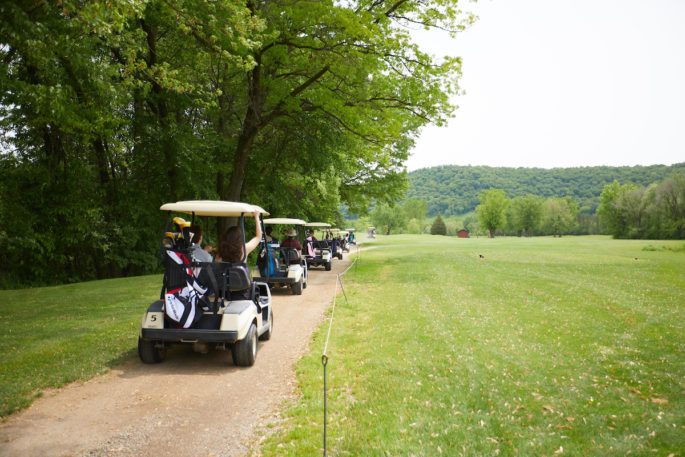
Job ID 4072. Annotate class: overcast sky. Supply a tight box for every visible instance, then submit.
[406,0,685,171]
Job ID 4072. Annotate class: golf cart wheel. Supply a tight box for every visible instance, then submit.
[338,253,343,260]
[232,323,257,367]
[325,260,332,271]
[259,309,273,341]
[138,337,166,364]
[291,277,303,295]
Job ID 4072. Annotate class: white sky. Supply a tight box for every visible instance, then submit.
[407,0,685,171]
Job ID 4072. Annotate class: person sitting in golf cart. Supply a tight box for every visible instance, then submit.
[189,224,214,263]
[215,211,262,299]
[281,228,301,251]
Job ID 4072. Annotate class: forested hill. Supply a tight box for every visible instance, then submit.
[406,163,685,217]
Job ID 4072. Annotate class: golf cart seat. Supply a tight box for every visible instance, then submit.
[280,247,301,266]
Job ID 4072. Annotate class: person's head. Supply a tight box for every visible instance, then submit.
[286,228,297,238]
[308,229,315,236]
[190,224,202,244]
[218,226,244,262]
[265,226,273,237]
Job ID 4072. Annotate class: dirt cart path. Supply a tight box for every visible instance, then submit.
[0,256,354,457]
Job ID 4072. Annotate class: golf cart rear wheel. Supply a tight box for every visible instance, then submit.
[232,323,257,367]
[325,261,332,271]
[291,277,303,295]
[138,337,166,364]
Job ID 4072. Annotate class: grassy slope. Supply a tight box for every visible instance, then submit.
[0,275,161,416]
[258,236,684,456]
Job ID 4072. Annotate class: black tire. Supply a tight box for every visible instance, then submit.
[338,253,343,260]
[138,337,165,364]
[259,310,273,341]
[232,323,257,367]
[291,277,303,295]
[325,260,332,271]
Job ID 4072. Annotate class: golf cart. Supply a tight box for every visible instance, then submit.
[339,230,350,252]
[304,222,333,271]
[252,218,308,295]
[345,228,357,245]
[327,228,344,260]
[368,226,376,239]
[138,200,273,367]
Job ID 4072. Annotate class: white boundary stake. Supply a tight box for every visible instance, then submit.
[322,255,358,456]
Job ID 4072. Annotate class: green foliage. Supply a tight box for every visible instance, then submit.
[541,197,578,237]
[508,194,544,236]
[1,0,473,286]
[406,164,685,217]
[476,188,509,236]
[599,174,685,239]
[370,204,407,234]
[260,236,685,456]
[430,213,446,235]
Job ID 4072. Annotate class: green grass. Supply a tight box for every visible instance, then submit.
[0,275,161,417]
[258,235,685,456]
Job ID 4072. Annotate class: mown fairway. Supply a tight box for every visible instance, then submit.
[0,275,161,416]
[260,235,684,456]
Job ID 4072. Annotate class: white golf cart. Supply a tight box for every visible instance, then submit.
[367,226,376,239]
[345,228,357,245]
[327,228,344,260]
[339,230,350,252]
[252,217,308,295]
[304,222,333,271]
[138,200,273,367]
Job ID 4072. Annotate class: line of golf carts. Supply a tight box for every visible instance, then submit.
[138,200,354,367]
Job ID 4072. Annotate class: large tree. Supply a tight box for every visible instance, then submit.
[476,188,509,237]
[508,194,544,236]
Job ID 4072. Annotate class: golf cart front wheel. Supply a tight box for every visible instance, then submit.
[259,310,273,341]
[232,323,257,367]
[138,337,166,364]
[325,261,332,271]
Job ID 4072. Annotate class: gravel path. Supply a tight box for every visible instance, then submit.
[0,256,353,457]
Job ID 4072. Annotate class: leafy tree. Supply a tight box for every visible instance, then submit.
[403,199,428,234]
[598,181,633,238]
[654,174,685,239]
[508,194,544,236]
[476,189,509,237]
[371,204,407,235]
[430,214,447,235]
[542,197,578,237]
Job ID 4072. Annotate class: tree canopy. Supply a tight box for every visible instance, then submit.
[0,0,474,287]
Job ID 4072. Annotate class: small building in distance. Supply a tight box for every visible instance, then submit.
[457,229,469,238]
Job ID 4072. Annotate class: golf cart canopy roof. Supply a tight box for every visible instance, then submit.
[345,228,356,232]
[263,217,306,225]
[368,226,375,229]
[329,228,340,232]
[160,200,269,217]
[339,230,349,235]
[305,222,331,228]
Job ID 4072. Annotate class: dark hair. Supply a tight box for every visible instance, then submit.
[190,224,202,244]
[265,226,273,235]
[218,226,243,262]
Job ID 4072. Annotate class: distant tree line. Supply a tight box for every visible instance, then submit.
[366,172,684,239]
[405,164,685,217]
[1,1,472,287]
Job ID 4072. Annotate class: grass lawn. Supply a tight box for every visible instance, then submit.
[0,274,161,417]
[258,235,684,456]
